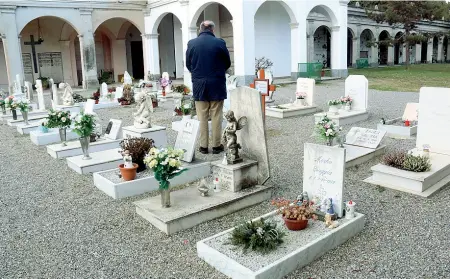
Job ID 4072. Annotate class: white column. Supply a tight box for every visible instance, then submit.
[79,9,98,89]
[112,39,127,82]
[401,43,407,64]
[416,43,422,64]
[307,20,315,63]
[174,21,184,79]
[387,45,394,65]
[141,34,149,80]
[290,23,300,79]
[182,27,198,89]
[331,26,348,77]
[352,37,359,66]
[427,38,433,63]
[0,7,24,89]
[437,36,444,62]
[60,40,74,85]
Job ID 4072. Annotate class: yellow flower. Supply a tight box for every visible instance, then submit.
[169,159,177,167]
[149,159,158,168]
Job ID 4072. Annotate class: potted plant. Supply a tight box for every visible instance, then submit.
[72,112,96,160]
[272,198,317,231]
[73,93,87,103]
[327,99,342,114]
[5,96,17,120]
[295,91,307,106]
[255,57,273,76]
[159,77,172,97]
[315,115,341,146]
[118,150,138,181]
[92,89,100,104]
[172,84,191,95]
[174,100,192,120]
[340,96,353,111]
[144,147,187,208]
[45,109,72,146]
[119,137,155,172]
[16,99,31,125]
[0,97,6,115]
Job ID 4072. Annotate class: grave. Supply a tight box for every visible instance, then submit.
[171,116,226,134]
[7,115,47,127]
[197,143,364,279]
[266,78,318,118]
[30,128,78,146]
[342,127,386,168]
[122,126,167,148]
[314,75,369,126]
[1,110,47,122]
[377,103,418,138]
[55,104,82,116]
[364,87,450,197]
[16,122,42,135]
[66,148,123,174]
[134,87,273,235]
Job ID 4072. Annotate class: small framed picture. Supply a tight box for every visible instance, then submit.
[104,119,123,140]
[254,79,270,96]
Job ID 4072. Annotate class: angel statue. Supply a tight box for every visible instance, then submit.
[60,83,74,106]
[133,91,152,129]
[222,110,247,164]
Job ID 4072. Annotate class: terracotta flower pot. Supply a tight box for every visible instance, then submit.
[95,100,99,104]
[283,217,308,231]
[119,163,138,181]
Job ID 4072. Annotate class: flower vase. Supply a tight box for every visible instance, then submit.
[160,184,171,208]
[21,110,29,125]
[79,136,91,160]
[162,86,166,97]
[1,106,5,115]
[301,99,307,106]
[326,137,334,146]
[328,105,339,114]
[344,104,351,111]
[12,109,17,120]
[59,128,67,146]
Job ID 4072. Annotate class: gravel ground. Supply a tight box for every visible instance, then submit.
[1,80,449,279]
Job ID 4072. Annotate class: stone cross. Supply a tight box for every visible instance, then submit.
[23,35,42,74]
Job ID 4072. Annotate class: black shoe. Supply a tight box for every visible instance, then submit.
[212,145,224,154]
[199,147,209,154]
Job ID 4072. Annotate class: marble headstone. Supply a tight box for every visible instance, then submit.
[123,71,132,85]
[296,78,315,106]
[416,87,450,156]
[101,82,108,98]
[104,119,123,140]
[115,87,123,100]
[402,102,419,121]
[230,87,270,184]
[174,119,200,163]
[35,79,45,111]
[162,72,170,80]
[345,75,368,111]
[24,81,33,101]
[303,143,345,218]
[345,127,386,149]
[84,99,95,115]
[52,84,59,106]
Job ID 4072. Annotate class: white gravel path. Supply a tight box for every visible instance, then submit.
[1,81,449,279]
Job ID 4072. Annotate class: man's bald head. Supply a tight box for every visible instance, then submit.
[200,20,215,33]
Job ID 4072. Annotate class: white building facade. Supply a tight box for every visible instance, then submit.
[1,0,449,91]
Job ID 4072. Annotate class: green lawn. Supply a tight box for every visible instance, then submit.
[348,64,450,92]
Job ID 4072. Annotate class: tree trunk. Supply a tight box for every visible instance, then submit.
[405,30,410,69]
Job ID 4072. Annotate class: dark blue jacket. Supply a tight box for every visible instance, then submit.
[186,31,231,101]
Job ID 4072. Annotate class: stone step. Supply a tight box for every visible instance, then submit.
[7,115,46,126]
[344,144,386,168]
[121,125,167,147]
[266,104,317,119]
[1,110,47,122]
[66,148,122,174]
[16,123,40,135]
[47,137,121,159]
[30,128,78,146]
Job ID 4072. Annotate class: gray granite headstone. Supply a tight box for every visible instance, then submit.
[230,86,270,184]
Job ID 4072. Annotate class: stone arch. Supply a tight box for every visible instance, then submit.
[432,36,439,63]
[360,28,374,63]
[189,0,236,28]
[394,31,404,64]
[307,5,338,26]
[378,30,390,65]
[151,12,183,34]
[347,27,355,67]
[16,12,82,35]
[313,25,332,68]
[92,15,144,36]
[118,21,136,40]
[253,0,298,24]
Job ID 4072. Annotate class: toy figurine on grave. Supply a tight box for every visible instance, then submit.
[222,110,247,164]
[122,150,133,168]
[320,198,327,213]
[60,83,74,106]
[296,191,309,206]
[326,198,335,215]
[133,91,152,129]
[197,178,210,197]
[324,213,339,229]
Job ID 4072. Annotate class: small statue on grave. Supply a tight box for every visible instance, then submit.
[197,178,210,197]
[60,83,74,106]
[296,191,309,206]
[320,198,328,213]
[326,198,335,215]
[133,91,152,129]
[222,110,247,164]
[122,150,133,168]
[325,213,339,229]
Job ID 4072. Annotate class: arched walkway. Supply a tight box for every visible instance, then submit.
[443,36,448,62]
[421,39,428,63]
[255,1,293,77]
[432,36,438,63]
[94,18,145,82]
[313,26,331,68]
[347,28,354,67]
[0,37,8,88]
[394,32,404,65]
[378,30,390,65]
[360,29,374,64]
[18,16,80,86]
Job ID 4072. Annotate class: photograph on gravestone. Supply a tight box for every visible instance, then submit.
[416,87,450,156]
[345,127,386,149]
[345,75,368,111]
[230,87,270,184]
[174,119,200,163]
[105,119,123,140]
[303,143,346,218]
[254,79,270,96]
[402,103,419,121]
[105,121,113,134]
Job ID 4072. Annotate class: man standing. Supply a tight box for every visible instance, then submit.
[186,20,231,154]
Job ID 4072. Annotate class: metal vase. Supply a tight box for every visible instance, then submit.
[327,137,334,146]
[1,105,5,115]
[59,128,67,146]
[79,136,91,160]
[12,109,17,120]
[160,186,171,208]
[21,110,29,125]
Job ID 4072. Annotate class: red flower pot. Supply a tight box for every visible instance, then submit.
[95,100,99,104]
[119,163,138,181]
[283,217,308,231]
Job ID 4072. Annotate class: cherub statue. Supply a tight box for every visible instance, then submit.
[60,83,74,106]
[133,91,152,129]
[222,110,247,164]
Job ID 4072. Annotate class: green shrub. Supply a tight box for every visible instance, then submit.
[403,154,431,172]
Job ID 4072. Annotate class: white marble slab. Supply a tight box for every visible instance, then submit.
[47,137,121,159]
[364,148,450,197]
[93,160,211,199]
[174,119,200,163]
[314,110,369,126]
[345,127,385,149]
[345,75,368,111]
[402,102,419,121]
[265,104,317,119]
[344,144,386,168]
[197,210,365,279]
[30,129,78,146]
[134,185,273,235]
[122,125,167,148]
[296,78,315,106]
[55,104,81,116]
[377,118,417,139]
[1,110,47,122]
[16,123,40,135]
[172,119,226,134]
[7,115,46,126]
[66,148,122,174]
